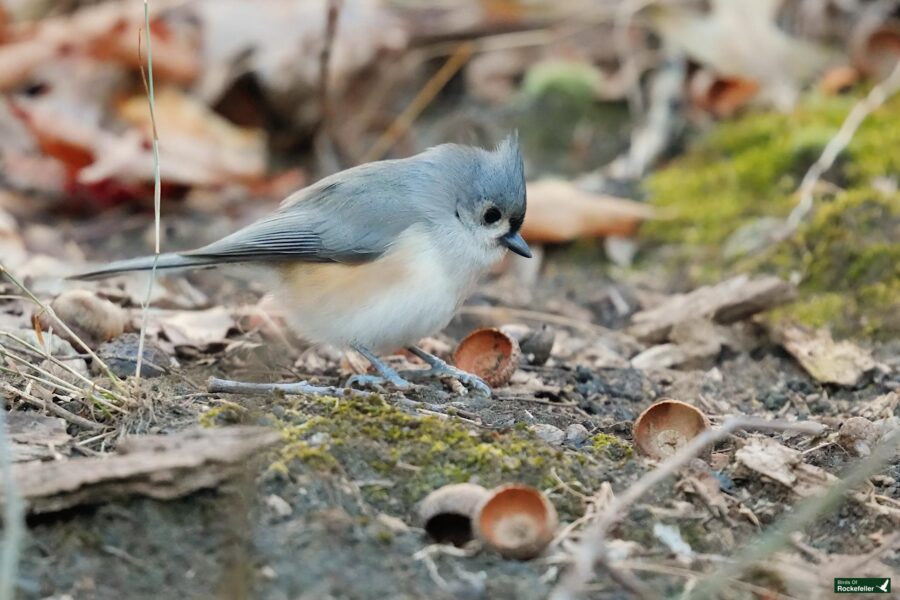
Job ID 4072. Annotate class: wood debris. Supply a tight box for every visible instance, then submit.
[7,412,70,462]
[629,275,796,343]
[735,435,837,498]
[0,427,280,514]
[775,324,878,386]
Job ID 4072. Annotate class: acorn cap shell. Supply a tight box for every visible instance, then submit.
[453,328,521,388]
[633,399,710,460]
[474,484,558,560]
[418,483,489,545]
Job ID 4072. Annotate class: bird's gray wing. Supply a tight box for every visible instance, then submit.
[183,162,422,265]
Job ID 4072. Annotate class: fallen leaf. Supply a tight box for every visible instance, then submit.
[651,0,834,109]
[522,179,655,243]
[0,0,197,92]
[735,435,835,498]
[154,306,235,349]
[775,324,877,387]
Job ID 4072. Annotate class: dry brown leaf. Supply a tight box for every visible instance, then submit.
[652,0,834,109]
[735,435,834,498]
[193,0,407,120]
[117,87,267,184]
[775,324,877,387]
[0,0,197,92]
[154,306,235,349]
[522,179,655,243]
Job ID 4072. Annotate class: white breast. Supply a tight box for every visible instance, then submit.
[274,225,496,352]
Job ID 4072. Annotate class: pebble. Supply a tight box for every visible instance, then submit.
[564,424,590,447]
[96,333,171,378]
[532,423,565,445]
[838,416,880,456]
[265,494,293,518]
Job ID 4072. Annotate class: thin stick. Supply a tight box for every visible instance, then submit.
[784,58,900,233]
[0,264,123,389]
[550,416,827,600]
[136,0,162,379]
[207,376,349,397]
[0,393,25,600]
[362,41,474,163]
[1,382,104,431]
[318,0,341,116]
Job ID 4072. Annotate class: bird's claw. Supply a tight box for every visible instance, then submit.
[400,365,492,396]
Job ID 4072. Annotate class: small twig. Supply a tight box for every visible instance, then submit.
[363,41,474,163]
[1,382,104,431]
[207,376,349,397]
[783,58,900,233]
[136,0,162,380]
[0,394,25,599]
[551,416,827,600]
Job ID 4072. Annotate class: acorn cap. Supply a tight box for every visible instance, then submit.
[474,484,558,560]
[633,399,710,460]
[418,483,489,546]
[453,328,521,388]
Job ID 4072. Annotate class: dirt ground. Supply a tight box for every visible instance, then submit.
[4,213,898,599]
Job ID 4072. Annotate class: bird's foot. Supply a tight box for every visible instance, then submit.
[400,360,491,396]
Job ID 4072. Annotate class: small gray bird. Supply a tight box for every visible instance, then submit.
[74,134,530,394]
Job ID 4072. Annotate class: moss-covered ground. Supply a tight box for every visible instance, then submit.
[203,393,622,520]
[643,91,900,338]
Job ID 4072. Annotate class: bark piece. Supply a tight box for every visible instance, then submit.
[7,412,71,462]
[0,427,280,514]
[629,275,795,343]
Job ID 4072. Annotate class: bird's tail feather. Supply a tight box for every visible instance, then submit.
[69,253,216,281]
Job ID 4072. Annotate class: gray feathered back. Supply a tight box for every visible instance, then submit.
[71,135,524,280]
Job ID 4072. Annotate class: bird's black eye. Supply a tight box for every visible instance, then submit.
[483,207,502,225]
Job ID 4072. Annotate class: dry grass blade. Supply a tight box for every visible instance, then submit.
[0,394,25,599]
[1,332,127,410]
[784,57,900,233]
[0,382,104,432]
[135,0,163,380]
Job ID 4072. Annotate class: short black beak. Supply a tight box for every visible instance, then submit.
[500,231,532,258]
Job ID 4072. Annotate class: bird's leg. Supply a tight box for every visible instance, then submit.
[400,346,491,396]
[346,344,413,391]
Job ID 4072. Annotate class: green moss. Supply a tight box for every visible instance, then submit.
[263,394,608,518]
[590,433,633,461]
[522,60,602,104]
[198,402,246,427]
[643,92,900,337]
